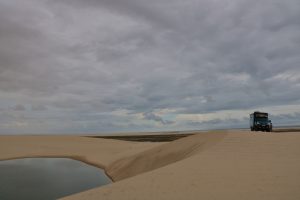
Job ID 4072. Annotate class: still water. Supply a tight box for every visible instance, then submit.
[0,158,111,200]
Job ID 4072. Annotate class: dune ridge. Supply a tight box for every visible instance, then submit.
[61,131,300,200]
[106,131,227,181]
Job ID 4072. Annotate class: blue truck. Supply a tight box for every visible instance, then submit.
[250,111,272,132]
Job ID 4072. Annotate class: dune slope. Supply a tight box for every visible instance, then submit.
[62,131,300,200]
[107,131,226,181]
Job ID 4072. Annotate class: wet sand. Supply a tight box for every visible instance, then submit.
[1,130,300,200]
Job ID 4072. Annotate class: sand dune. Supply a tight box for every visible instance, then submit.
[107,131,226,181]
[0,135,161,173]
[1,131,300,200]
[62,131,300,200]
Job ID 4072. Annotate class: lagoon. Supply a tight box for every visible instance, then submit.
[0,158,111,200]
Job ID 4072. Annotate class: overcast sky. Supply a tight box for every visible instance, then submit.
[0,0,299,134]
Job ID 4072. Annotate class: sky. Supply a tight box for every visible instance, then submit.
[0,0,300,134]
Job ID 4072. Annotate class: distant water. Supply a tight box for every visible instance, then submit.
[0,158,111,200]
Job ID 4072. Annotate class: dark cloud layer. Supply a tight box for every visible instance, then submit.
[143,111,173,125]
[0,0,299,134]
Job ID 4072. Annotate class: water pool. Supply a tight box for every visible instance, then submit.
[0,158,111,200]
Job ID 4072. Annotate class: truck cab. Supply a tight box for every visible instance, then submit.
[250,111,272,132]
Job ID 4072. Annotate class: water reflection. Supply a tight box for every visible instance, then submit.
[0,158,111,200]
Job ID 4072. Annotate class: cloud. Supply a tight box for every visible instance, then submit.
[143,111,173,125]
[13,104,26,111]
[0,0,299,134]
[31,104,47,111]
[270,112,300,126]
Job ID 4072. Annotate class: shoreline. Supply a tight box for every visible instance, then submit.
[0,134,170,182]
[0,155,115,182]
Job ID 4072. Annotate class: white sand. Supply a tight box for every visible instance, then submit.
[1,130,300,200]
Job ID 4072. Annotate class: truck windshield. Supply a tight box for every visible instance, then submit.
[256,118,268,122]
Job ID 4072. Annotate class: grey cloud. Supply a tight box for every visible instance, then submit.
[31,104,47,111]
[0,0,299,134]
[270,112,300,126]
[143,112,173,125]
[13,104,26,111]
[186,118,248,129]
[52,0,175,29]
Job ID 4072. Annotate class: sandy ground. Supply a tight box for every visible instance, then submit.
[0,135,162,178]
[1,130,300,200]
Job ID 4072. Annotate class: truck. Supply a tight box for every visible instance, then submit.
[250,111,272,132]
